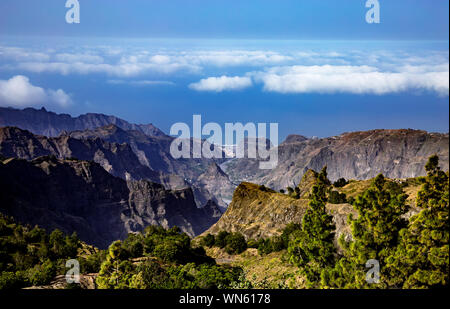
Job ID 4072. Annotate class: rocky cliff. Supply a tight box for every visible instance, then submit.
[222,129,449,190]
[204,171,423,242]
[0,126,231,207]
[0,156,221,248]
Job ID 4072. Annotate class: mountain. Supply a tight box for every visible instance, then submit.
[0,156,221,248]
[222,129,449,191]
[203,170,424,242]
[0,126,187,191]
[67,124,236,206]
[0,106,166,137]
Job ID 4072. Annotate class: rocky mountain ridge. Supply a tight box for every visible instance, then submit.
[0,106,166,137]
[0,156,221,248]
[222,129,449,190]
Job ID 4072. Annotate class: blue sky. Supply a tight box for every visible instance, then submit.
[0,1,448,141]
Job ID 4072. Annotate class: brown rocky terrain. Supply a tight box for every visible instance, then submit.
[204,170,423,244]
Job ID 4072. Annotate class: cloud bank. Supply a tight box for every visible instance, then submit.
[0,75,72,108]
[1,43,448,96]
[253,64,449,96]
[189,76,252,92]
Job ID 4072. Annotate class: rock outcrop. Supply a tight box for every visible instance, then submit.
[0,156,221,248]
[222,129,449,190]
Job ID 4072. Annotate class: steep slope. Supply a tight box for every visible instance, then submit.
[0,126,186,190]
[0,106,166,137]
[68,124,235,206]
[0,156,221,248]
[204,171,423,241]
[222,129,449,190]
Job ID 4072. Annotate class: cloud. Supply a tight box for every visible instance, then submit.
[54,53,104,64]
[189,75,252,92]
[252,64,449,96]
[183,50,293,67]
[0,75,72,107]
[107,79,175,86]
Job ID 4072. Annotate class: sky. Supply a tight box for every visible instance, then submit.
[0,0,448,141]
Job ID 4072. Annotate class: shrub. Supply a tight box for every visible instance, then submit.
[200,234,215,248]
[224,233,247,255]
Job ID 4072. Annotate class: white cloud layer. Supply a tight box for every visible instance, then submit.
[1,43,448,96]
[189,75,252,92]
[107,79,175,86]
[253,65,449,96]
[0,75,72,107]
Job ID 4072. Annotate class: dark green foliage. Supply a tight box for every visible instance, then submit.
[328,190,347,204]
[280,223,301,248]
[224,233,247,255]
[215,231,230,249]
[246,239,259,249]
[0,214,81,289]
[96,226,240,289]
[324,174,409,288]
[79,250,107,274]
[288,166,336,287]
[333,178,348,188]
[201,234,216,248]
[255,223,301,255]
[386,155,449,288]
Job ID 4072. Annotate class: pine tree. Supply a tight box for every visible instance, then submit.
[324,174,409,288]
[387,155,449,288]
[96,240,134,289]
[288,166,336,286]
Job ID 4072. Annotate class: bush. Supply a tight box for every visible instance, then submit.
[200,234,215,248]
[224,233,247,255]
[333,178,348,188]
[328,190,347,204]
[215,231,230,249]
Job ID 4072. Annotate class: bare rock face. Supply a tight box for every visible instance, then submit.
[0,106,166,137]
[223,129,449,190]
[204,182,356,243]
[0,156,220,248]
[203,171,424,245]
[0,126,228,207]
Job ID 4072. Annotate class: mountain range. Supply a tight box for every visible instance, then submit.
[0,106,448,247]
[0,155,221,248]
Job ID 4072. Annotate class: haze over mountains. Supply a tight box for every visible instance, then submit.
[0,106,448,247]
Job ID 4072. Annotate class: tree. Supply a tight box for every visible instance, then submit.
[201,234,215,248]
[326,174,408,288]
[387,155,449,288]
[328,190,347,204]
[333,178,348,188]
[288,166,336,286]
[96,240,134,289]
[215,231,230,249]
[224,233,247,255]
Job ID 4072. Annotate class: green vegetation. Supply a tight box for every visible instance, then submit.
[201,231,247,255]
[0,215,82,289]
[291,155,449,289]
[333,178,349,188]
[0,155,448,289]
[96,226,242,289]
[386,155,449,288]
[287,167,336,287]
